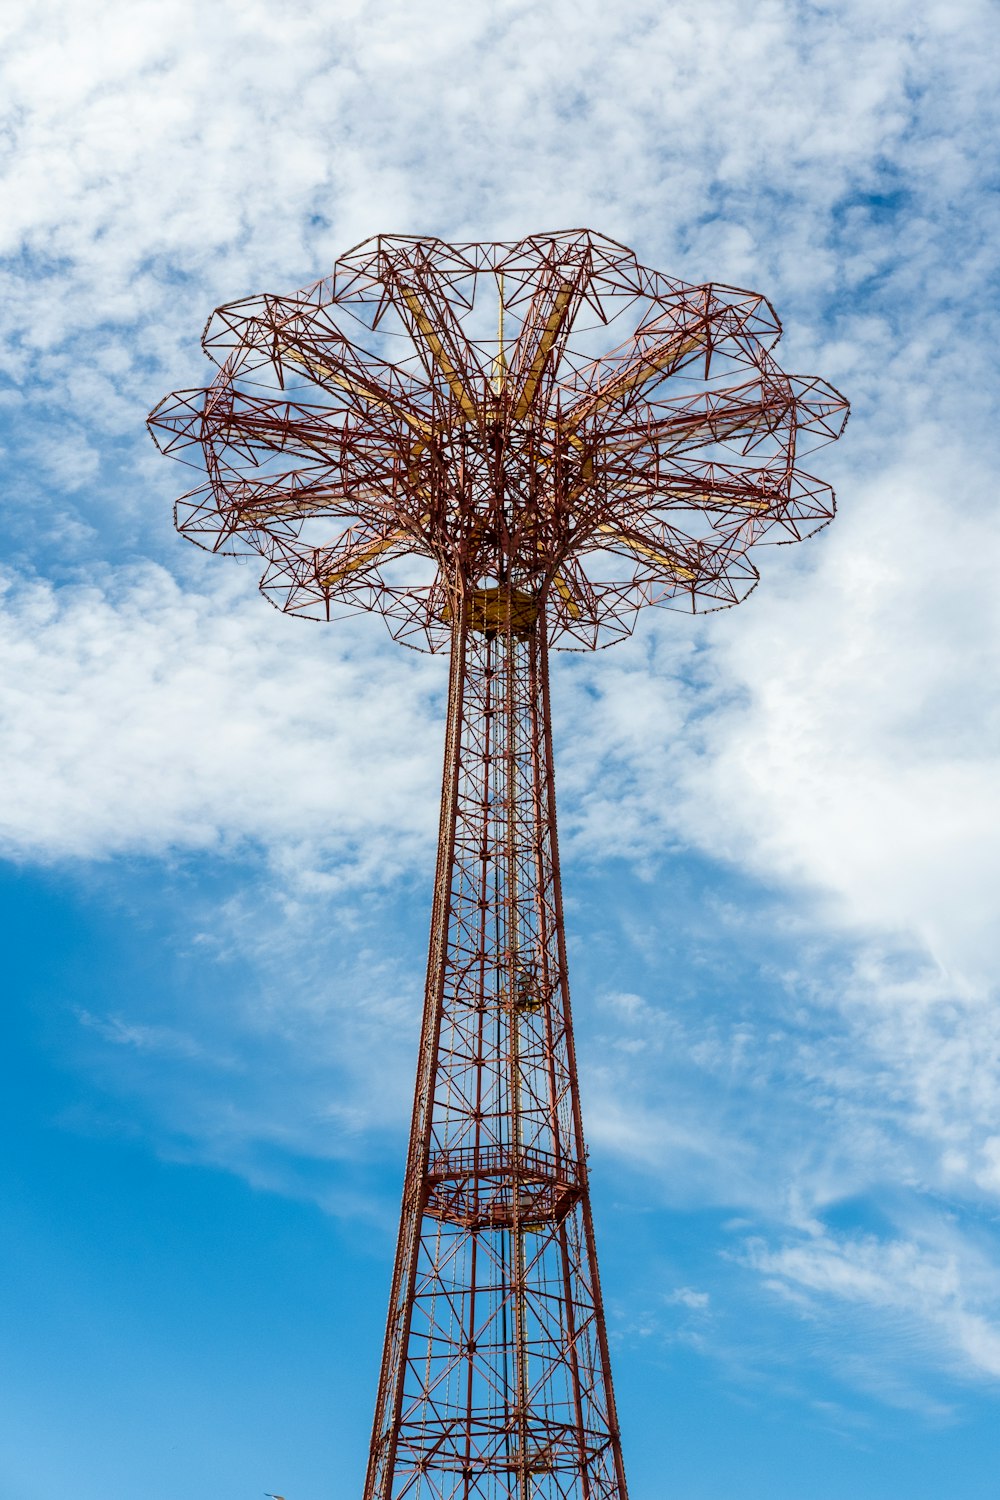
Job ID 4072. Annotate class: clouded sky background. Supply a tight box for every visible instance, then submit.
[2,2,999,1497]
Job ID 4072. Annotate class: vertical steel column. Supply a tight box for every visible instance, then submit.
[365,594,627,1500]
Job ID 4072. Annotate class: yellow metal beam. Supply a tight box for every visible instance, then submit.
[319,511,431,587]
[595,524,697,582]
[565,452,594,506]
[240,486,385,522]
[667,486,768,511]
[320,529,409,587]
[552,570,581,619]
[492,273,507,395]
[599,406,769,459]
[530,426,768,516]
[512,281,575,419]
[280,344,431,437]
[398,285,480,423]
[562,331,703,430]
[613,480,769,511]
[533,533,582,618]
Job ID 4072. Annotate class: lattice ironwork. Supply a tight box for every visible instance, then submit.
[149,230,847,652]
[149,230,848,1500]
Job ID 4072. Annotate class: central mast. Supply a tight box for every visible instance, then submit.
[365,586,627,1500]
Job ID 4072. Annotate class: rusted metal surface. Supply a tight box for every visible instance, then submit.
[149,231,848,652]
[364,609,627,1500]
[149,232,848,1500]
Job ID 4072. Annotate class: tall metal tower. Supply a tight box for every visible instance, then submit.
[150,231,848,1500]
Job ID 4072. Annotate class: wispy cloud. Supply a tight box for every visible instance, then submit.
[743,1220,1000,1387]
[76,1006,227,1064]
[0,564,442,875]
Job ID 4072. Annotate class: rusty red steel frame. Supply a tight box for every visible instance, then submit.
[150,231,848,1500]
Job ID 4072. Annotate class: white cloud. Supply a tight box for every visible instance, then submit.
[665,1286,710,1310]
[675,463,1000,988]
[76,1007,229,1065]
[66,878,429,1218]
[744,1223,1000,1385]
[2,0,997,379]
[0,563,442,876]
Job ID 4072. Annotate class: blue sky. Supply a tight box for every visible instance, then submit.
[2,1,1000,1497]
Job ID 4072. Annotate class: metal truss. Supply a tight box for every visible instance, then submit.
[149,230,848,652]
[366,603,625,1500]
[149,231,848,1500]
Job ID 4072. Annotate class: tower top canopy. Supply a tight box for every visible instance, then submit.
[149,230,848,650]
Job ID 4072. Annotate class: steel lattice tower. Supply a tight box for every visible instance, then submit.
[150,231,848,1500]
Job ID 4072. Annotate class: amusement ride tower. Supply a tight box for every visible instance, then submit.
[150,231,848,1500]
